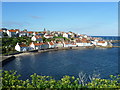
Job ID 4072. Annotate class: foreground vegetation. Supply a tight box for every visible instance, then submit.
[1,70,120,89]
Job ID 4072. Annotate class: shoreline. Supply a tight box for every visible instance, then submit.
[2,45,117,58]
[1,45,118,65]
[1,46,92,64]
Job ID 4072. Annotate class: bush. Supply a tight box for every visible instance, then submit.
[1,70,120,89]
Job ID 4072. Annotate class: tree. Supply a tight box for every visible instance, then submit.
[3,32,8,36]
[23,29,27,31]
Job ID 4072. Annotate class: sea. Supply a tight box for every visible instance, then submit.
[2,36,120,80]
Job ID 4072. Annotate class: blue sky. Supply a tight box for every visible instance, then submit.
[2,2,118,36]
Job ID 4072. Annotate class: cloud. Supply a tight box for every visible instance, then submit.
[30,16,41,19]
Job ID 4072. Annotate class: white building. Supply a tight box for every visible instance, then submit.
[83,35,88,38]
[63,33,68,38]
[19,31,27,37]
[54,42,64,47]
[44,34,54,38]
[29,42,43,50]
[97,41,108,46]
[41,42,49,49]
[7,30,19,37]
[48,41,55,48]
[63,42,77,47]
[76,41,92,46]
[15,43,28,52]
[27,31,34,37]
[91,40,97,45]
[31,35,43,42]
[69,43,77,47]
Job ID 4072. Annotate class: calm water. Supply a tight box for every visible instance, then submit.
[3,36,119,80]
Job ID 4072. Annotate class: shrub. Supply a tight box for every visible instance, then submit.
[1,70,120,89]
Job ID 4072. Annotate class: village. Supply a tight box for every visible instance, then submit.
[1,28,113,53]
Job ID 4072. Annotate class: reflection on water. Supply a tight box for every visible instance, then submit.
[3,48,118,80]
[15,57,22,70]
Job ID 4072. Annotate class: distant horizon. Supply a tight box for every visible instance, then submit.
[2,2,118,36]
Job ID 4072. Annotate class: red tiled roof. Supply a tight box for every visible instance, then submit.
[44,42,49,45]
[81,41,88,43]
[35,35,42,39]
[49,42,54,45]
[98,41,105,43]
[15,29,20,32]
[19,44,27,47]
[82,38,87,41]
[57,41,62,44]
[30,42,44,46]
[64,42,72,44]
[8,30,16,32]
[27,31,33,33]
[35,32,38,34]
[34,43,43,46]
[0,30,3,32]
[80,35,84,36]
[81,40,91,43]
[43,31,46,34]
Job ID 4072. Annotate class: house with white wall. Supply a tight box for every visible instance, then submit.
[48,41,55,48]
[76,41,92,46]
[97,41,108,46]
[19,31,27,37]
[7,29,19,37]
[91,40,97,45]
[44,34,54,38]
[31,35,43,42]
[69,43,77,47]
[15,43,28,52]
[27,31,34,37]
[41,42,49,49]
[63,42,70,47]
[63,33,68,38]
[29,42,43,50]
[54,41,64,47]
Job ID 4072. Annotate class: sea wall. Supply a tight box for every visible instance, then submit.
[1,45,114,65]
[1,56,16,66]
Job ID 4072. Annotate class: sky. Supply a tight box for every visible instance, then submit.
[2,2,118,36]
